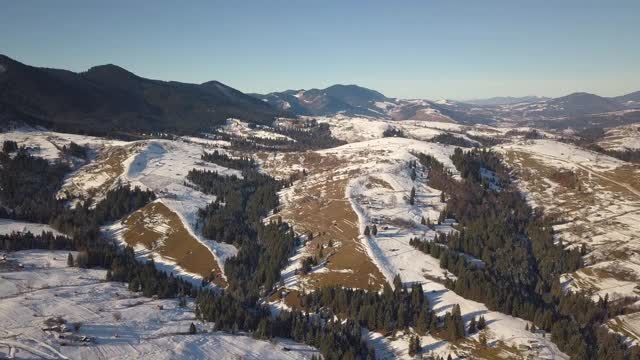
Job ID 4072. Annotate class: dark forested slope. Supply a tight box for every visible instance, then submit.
[0,54,281,137]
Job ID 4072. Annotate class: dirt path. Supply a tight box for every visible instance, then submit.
[573,163,640,200]
[524,150,640,200]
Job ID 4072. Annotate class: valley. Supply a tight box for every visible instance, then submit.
[1,55,639,360]
[2,112,640,359]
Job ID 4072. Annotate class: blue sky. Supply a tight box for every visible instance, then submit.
[1,1,638,100]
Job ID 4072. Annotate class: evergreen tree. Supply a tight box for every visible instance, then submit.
[469,316,477,334]
[364,226,370,236]
[477,315,486,330]
[408,335,421,356]
[372,225,378,236]
[67,253,74,267]
[479,333,488,348]
[393,274,403,291]
[189,322,197,334]
[409,187,416,205]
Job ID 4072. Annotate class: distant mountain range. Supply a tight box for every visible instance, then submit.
[250,85,391,118]
[0,54,281,137]
[253,85,640,127]
[464,96,550,106]
[252,85,480,123]
[1,54,639,135]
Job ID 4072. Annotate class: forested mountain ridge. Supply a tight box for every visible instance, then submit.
[2,53,639,135]
[0,54,282,137]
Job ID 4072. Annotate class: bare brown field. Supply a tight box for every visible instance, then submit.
[269,289,304,310]
[258,150,387,293]
[285,175,386,291]
[122,201,226,286]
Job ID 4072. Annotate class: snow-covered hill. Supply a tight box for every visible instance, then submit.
[260,136,568,359]
[0,250,319,359]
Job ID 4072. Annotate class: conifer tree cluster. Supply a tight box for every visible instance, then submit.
[0,147,70,222]
[200,150,256,170]
[61,142,88,159]
[300,278,467,341]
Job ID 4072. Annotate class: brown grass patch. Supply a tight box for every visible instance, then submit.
[289,177,386,291]
[261,150,387,292]
[457,338,526,360]
[122,201,226,286]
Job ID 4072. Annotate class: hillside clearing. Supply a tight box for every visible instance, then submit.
[113,201,226,286]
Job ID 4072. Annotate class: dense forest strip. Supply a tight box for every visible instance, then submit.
[411,148,639,359]
[0,146,69,222]
[200,150,256,171]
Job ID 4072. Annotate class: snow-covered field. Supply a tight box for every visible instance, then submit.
[314,115,391,143]
[0,128,126,162]
[597,124,640,151]
[0,219,64,237]
[3,130,239,284]
[0,250,319,359]
[221,118,295,142]
[313,115,551,147]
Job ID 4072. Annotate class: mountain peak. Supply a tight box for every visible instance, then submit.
[253,83,389,117]
[563,92,598,98]
[85,64,138,79]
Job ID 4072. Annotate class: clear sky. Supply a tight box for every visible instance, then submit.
[1,0,639,100]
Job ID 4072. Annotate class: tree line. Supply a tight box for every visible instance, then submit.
[200,150,256,171]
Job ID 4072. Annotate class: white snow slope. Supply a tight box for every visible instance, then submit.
[0,250,319,360]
